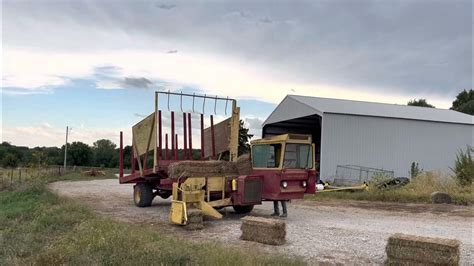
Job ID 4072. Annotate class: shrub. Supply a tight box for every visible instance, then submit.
[410,162,422,178]
[451,146,474,186]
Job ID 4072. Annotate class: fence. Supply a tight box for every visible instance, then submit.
[334,165,394,186]
[0,166,121,189]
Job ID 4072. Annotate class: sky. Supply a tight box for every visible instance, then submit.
[1,0,473,148]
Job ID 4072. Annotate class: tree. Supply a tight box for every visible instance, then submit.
[238,120,254,156]
[93,139,117,167]
[407,99,435,108]
[31,150,47,167]
[451,89,474,115]
[68,141,92,166]
[2,154,19,168]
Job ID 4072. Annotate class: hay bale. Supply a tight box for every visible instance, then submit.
[185,209,203,230]
[240,216,286,245]
[236,154,252,175]
[385,233,460,265]
[168,160,238,179]
[431,191,452,204]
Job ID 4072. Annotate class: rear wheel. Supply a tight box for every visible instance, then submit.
[133,183,154,207]
[232,205,254,214]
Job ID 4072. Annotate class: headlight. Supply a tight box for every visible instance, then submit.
[302,181,307,187]
[281,181,288,188]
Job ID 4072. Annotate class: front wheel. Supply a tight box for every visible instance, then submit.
[232,205,254,214]
[134,183,154,207]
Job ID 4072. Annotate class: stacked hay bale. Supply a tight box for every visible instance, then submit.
[168,160,239,179]
[386,233,460,265]
[236,154,252,175]
[168,154,254,179]
[240,216,286,245]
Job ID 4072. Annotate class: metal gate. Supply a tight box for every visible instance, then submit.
[334,165,394,186]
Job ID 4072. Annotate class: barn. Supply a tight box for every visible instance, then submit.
[262,95,473,184]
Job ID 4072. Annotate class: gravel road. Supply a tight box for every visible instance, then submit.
[49,179,473,265]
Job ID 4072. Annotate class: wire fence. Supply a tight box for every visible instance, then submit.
[334,164,394,186]
[0,165,120,190]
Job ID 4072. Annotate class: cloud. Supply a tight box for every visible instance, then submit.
[2,123,131,147]
[2,1,471,106]
[156,4,176,10]
[166,50,178,54]
[121,77,153,89]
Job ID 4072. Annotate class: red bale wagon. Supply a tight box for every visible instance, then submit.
[118,91,317,227]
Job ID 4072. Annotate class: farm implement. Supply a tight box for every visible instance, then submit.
[119,91,317,228]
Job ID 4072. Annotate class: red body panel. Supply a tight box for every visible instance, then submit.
[251,168,316,200]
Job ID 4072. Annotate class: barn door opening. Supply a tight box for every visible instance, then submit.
[262,114,322,172]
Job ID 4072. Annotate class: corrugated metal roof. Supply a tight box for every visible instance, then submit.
[264,95,473,126]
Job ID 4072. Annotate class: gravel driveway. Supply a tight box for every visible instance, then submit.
[49,179,473,265]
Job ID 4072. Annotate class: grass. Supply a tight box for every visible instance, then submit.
[307,172,473,205]
[0,176,304,265]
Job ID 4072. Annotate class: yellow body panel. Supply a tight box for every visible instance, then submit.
[170,200,187,225]
[197,201,223,219]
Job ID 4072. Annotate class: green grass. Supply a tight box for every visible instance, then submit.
[307,172,473,205]
[0,177,304,265]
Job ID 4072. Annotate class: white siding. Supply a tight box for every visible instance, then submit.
[263,96,320,125]
[320,113,474,179]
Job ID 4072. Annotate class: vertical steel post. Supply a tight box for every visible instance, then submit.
[183,112,188,160]
[188,113,193,160]
[131,144,136,174]
[165,133,169,160]
[211,115,216,159]
[154,92,158,172]
[175,134,179,159]
[171,111,175,160]
[119,131,124,178]
[158,110,162,160]
[200,114,204,160]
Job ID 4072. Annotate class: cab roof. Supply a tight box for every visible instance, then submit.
[250,134,312,145]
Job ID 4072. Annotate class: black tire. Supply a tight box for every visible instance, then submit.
[133,183,154,207]
[232,205,254,214]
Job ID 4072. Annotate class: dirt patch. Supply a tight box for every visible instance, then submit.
[49,179,473,265]
[296,199,474,218]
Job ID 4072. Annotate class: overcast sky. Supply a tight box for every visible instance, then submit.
[1,0,473,147]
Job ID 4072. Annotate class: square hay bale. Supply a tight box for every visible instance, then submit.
[240,216,286,245]
[385,233,460,265]
[185,209,203,230]
[236,154,252,175]
[168,160,239,179]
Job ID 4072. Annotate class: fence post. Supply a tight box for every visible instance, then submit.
[19,169,21,183]
[11,169,13,185]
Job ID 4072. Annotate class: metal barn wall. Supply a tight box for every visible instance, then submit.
[320,113,474,179]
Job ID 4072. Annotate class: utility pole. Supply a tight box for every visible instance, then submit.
[63,126,69,171]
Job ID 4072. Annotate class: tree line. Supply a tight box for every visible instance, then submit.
[0,139,127,169]
[1,120,254,169]
[407,89,473,115]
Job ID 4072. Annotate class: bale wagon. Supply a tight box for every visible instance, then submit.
[118,91,317,227]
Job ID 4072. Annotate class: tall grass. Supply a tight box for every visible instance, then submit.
[308,172,473,205]
[0,179,304,265]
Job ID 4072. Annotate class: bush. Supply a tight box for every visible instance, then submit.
[451,146,474,186]
[2,154,19,168]
[410,162,422,178]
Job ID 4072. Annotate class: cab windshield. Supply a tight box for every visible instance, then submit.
[252,144,282,168]
[283,143,313,169]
